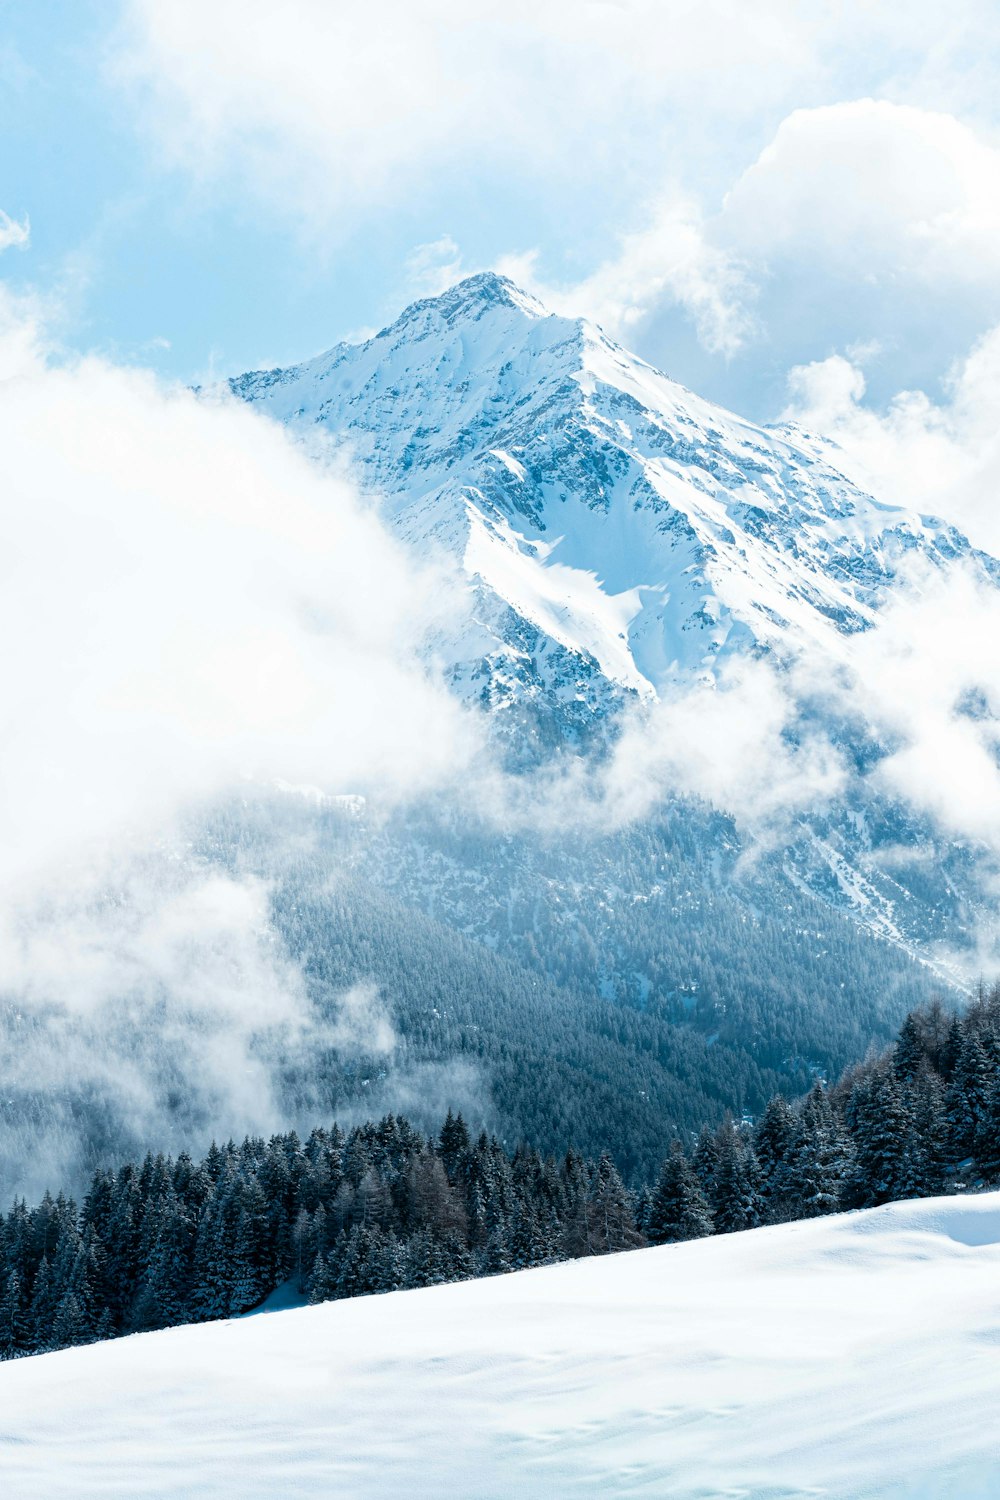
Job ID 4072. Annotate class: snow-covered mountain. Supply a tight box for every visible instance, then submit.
[228,274,1000,976]
[232,272,994,743]
[6,1192,1000,1497]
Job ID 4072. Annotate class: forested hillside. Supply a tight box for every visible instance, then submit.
[3,982,998,1363]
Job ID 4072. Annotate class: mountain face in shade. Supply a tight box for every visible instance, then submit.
[231,273,999,974]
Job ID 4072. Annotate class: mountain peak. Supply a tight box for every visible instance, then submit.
[231,276,991,717]
[441,270,546,311]
[390,272,550,332]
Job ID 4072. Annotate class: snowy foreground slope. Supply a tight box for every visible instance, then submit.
[3,1194,1000,1498]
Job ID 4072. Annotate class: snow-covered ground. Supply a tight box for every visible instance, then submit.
[3,1193,1000,1498]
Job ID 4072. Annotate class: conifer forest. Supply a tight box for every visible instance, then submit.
[4,984,998,1362]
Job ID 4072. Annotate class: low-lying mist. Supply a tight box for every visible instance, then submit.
[0,288,486,1197]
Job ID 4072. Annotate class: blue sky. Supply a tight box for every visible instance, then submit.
[5,0,1000,461]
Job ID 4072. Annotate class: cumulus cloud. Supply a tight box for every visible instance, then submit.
[708,98,1000,408]
[404,235,465,300]
[0,856,308,1182]
[474,554,1000,893]
[114,2,1000,234]
[723,100,1000,283]
[325,981,396,1056]
[783,323,1000,554]
[0,835,414,1199]
[451,95,1000,417]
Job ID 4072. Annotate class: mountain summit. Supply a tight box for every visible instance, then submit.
[231,274,989,739]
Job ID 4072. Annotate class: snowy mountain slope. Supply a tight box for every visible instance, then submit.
[5,1191,1000,1498]
[232,272,994,728]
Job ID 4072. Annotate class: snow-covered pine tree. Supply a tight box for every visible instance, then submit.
[647,1145,713,1244]
[712,1125,764,1234]
[0,1270,26,1358]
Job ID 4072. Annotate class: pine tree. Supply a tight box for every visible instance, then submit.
[307,1250,336,1305]
[787,1085,853,1217]
[692,1124,721,1203]
[228,1178,272,1314]
[0,1271,26,1358]
[336,1226,386,1299]
[189,1192,233,1323]
[437,1111,471,1180]
[406,1152,468,1240]
[587,1154,643,1255]
[712,1128,764,1234]
[51,1291,89,1350]
[370,1231,405,1292]
[132,1193,194,1332]
[509,1200,554,1269]
[403,1229,442,1288]
[848,1067,920,1205]
[482,1225,514,1275]
[894,1013,927,1082]
[29,1255,57,1351]
[647,1145,713,1243]
[907,1067,950,1194]
[437,1233,475,1283]
[947,1026,993,1162]
[753,1096,799,1220]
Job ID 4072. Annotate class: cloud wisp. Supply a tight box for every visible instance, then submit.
[0,209,29,254]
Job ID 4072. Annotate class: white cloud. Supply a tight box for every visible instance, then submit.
[475,656,849,856]
[0,295,477,892]
[111,2,791,189]
[481,97,1000,384]
[116,2,982,226]
[502,200,755,356]
[722,99,1000,286]
[326,981,396,1056]
[404,235,465,299]
[783,323,1000,554]
[841,564,1000,851]
[0,839,407,1197]
[613,100,1000,356]
[551,566,1000,917]
[0,289,482,1190]
[592,660,846,840]
[0,209,29,253]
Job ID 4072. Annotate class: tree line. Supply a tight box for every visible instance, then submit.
[2,983,999,1362]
